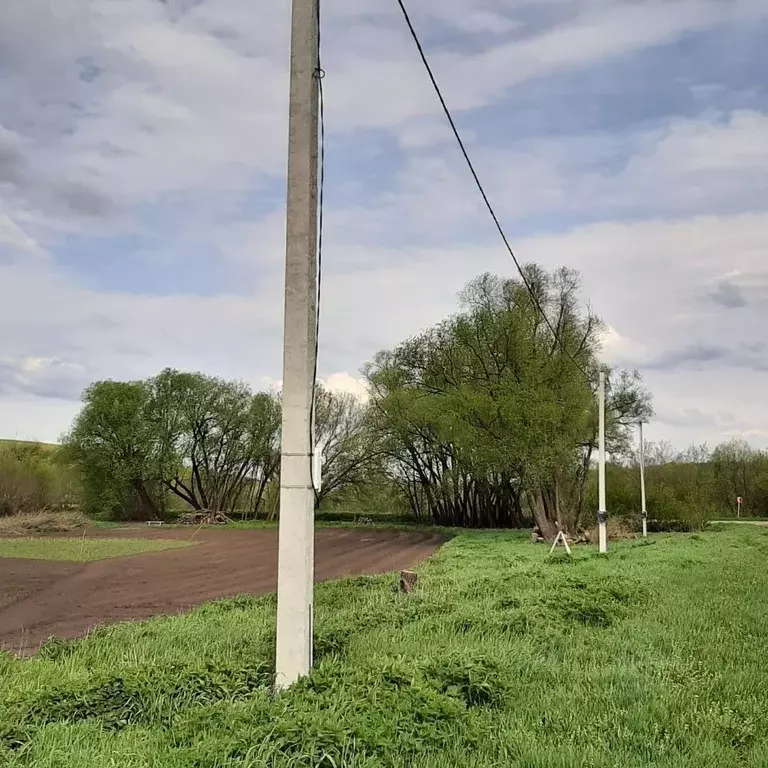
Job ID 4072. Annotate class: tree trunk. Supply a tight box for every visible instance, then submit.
[132,481,160,521]
[530,489,556,539]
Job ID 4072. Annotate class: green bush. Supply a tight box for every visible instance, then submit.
[0,442,80,517]
[645,518,696,533]
[586,459,729,531]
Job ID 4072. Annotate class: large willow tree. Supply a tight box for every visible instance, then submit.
[63,370,379,521]
[366,267,651,535]
[63,372,282,521]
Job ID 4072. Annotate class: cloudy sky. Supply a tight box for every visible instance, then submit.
[1,0,767,448]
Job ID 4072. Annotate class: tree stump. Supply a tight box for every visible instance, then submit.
[530,526,546,544]
[399,570,418,593]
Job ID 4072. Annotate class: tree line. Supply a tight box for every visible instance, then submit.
[55,265,650,531]
[592,439,768,528]
[62,371,377,521]
[6,264,761,529]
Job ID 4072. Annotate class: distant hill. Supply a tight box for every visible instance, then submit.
[0,439,60,452]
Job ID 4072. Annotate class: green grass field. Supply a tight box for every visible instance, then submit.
[0,537,192,562]
[2,527,767,767]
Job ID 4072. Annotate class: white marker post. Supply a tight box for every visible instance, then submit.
[737,496,743,519]
[598,371,608,554]
[639,421,647,538]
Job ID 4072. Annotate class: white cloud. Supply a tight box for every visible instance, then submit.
[603,111,768,212]
[374,111,768,239]
[0,397,81,444]
[3,0,765,242]
[0,210,40,253]
[349,0,768,123]
[0,257,282,407]
[259,373,369,401]
[4,207,766,444]
[322,372,369,400]
[599,326,648,367]
[516,212,768,347]
[0,0,290,243]
[0,0,767,452]
[643,370,768,450]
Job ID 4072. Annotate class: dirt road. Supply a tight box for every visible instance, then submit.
[0,527,445,653]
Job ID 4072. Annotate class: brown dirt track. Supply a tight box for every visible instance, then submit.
[0,527,445,653]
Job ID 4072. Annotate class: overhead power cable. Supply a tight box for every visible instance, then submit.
[393,0,590,381]
[309,0,325,499]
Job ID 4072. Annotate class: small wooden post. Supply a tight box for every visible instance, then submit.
[400,570,418,593]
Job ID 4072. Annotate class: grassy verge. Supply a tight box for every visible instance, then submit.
[2,528,768,766]
[0,537,193,562]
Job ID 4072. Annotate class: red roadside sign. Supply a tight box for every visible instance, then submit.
[737,496,743,504]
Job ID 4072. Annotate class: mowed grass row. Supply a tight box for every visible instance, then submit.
[2,527,768,767]
[0,537,193,562]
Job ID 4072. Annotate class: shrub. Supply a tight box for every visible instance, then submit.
[0,442,80,517]
[645,518,696,533]
[0,510,89,536]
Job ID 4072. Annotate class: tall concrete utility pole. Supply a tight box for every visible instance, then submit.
[275,0,320,690]
[639,421,647,538]
[598,371,608,554]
